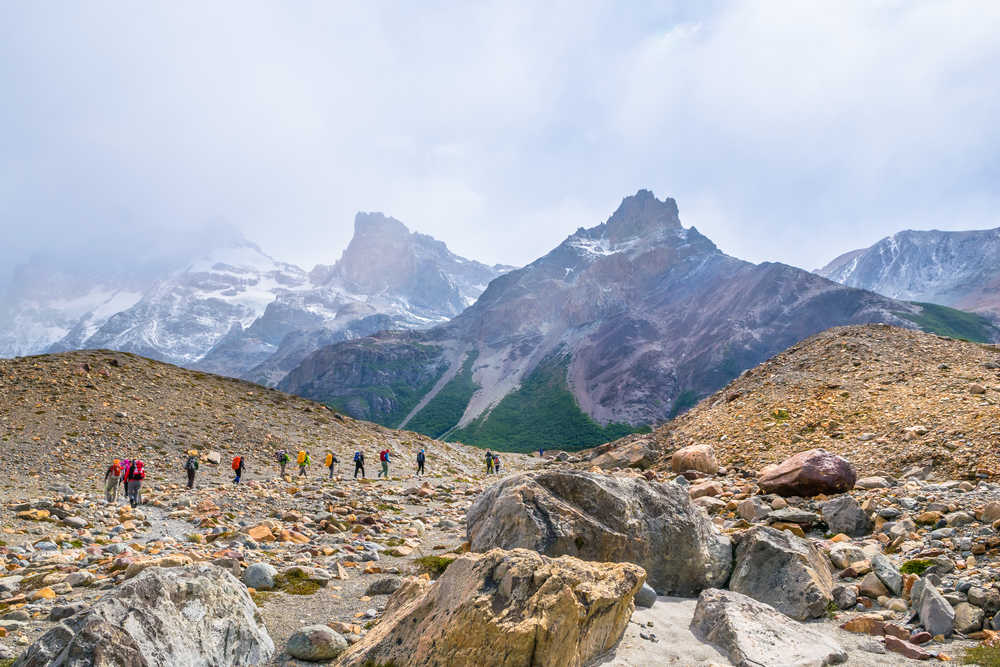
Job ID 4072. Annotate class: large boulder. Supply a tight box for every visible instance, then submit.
[14,565,274,667]
[588,439,656,470]
[466,471,732,595]
[758,449,856,497]
[337,548,644,667]
[729,526,834,621]
[670,444,719,475]
[691,588,847,667]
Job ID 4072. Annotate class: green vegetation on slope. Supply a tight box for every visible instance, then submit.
[447,354,648,452]
[405,351,480,438]
[327,366,447,430]
[898,302,999,343]
[668,390,699,418]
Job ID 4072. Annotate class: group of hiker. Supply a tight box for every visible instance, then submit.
[484,450,503,474]
[102,442,506,503]
[272,447,429,480]
[102,458,146,508]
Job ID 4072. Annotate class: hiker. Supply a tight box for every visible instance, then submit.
[325,451,338,479]
[119,458,132,495]
[125,460,145,508]
[298,450,311,477]
[378,448,390,478]
[232,455,244,484]
[493,454,502,475]
[353,450,365,478]
[485,450,494,475]
[184,454,199,489]
[276,450,290,476]
[416,448,426,476]
[104,459,122,502]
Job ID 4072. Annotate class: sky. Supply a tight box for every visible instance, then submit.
[3,0,1000,280]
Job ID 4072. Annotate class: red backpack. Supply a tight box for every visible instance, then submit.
[232,456,242,471]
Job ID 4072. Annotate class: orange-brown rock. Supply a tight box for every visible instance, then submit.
[338,548,644,667]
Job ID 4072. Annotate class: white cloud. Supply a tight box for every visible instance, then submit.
[2,0,1000,279]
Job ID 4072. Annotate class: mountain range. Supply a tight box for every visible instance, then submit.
[0,213,511,383]
[278,190,1000,452]
[817,227,1000,316]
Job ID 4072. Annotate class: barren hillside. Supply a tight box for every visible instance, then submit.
[617,325,1000,480]
[0,349,498,494]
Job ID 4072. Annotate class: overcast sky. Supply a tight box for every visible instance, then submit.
[3,1,1000,277]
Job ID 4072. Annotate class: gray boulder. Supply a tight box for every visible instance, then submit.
[15,564,274,667]
[242,562,278,591]
[820,495,872,537]
[365,576,403,597]
[690,588,847,667]
[870,554,902,596]
[466,470,732,595]
[954,602,984,635]
[634,583,657,609]
[729,526,834,620]
[286,625,348,661]
[917,582,955,638]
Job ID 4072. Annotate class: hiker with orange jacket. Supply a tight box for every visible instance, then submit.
[104,459,123,502]
[232,455,245,484]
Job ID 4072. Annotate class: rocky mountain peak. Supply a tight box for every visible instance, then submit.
[352,211,411,240]
[602,189,681,241]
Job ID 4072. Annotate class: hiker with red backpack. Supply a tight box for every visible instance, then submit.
[378,448,391,478]
[104,459,123,502]
[125,460,145,508]
[232,455,245,484]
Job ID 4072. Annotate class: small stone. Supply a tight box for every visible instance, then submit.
[885,636,933,660]
[286,625,348,661]
[634,583,657,609]
[242,563,277,591]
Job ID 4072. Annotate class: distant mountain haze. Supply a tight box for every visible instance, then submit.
[816,228,1000,316]
[0,213,511,384]
[279,191,999,452]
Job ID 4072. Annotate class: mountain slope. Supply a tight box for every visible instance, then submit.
[608,325,1000,480]
[279,191,991,452]
[817,227,1000,315]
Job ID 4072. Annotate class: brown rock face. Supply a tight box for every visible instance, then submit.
[337,548,645,667]
[671,444,719,475]
[758,449,856,497]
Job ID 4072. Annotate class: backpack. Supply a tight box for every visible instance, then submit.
[354,451,361,463]
[110,462,122,476]
[232,456,242,471]
[325,453,333,467]
[130,462,145,481]
[297,451,306,465]
[380,450,387,462]
[185,457,196,472]
[417,451,425,463]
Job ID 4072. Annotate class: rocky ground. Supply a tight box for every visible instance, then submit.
[608,324,1000,481]
[6,340,1000,665]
